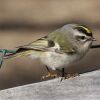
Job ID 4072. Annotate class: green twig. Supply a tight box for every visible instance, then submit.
[0,49,16,68]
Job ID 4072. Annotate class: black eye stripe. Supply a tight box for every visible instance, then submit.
[80,36,85,39]
[74,26,92,37]
[76,36,85,40]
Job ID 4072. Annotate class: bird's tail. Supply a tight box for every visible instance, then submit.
[4,48,33,59]
[0,48,34,68]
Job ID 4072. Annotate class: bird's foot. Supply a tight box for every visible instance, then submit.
[65,73,80,79]
[60,73,80,81]
[41,72,58,80]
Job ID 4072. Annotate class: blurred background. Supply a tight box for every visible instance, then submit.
[0,0,100,90]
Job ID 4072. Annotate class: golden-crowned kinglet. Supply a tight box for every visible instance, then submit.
[5,24,96,78]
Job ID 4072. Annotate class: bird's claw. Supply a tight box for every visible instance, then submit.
[41,72,58,80]
[60,73,80,81]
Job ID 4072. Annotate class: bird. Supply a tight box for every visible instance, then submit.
[4,24,96,79]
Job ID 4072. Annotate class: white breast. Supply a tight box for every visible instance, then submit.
[40,51,80,70]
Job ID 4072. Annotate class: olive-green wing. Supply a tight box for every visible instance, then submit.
[17,29,75,54]
[16,36,55,52]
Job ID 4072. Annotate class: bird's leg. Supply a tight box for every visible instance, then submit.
[60,68,65,81]
[61,68,64,77]
[41,66,57,80]
[56,68,80,81]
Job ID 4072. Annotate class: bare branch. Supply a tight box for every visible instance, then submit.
[0,70,100,100]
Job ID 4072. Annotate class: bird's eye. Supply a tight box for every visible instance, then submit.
[80,36,85,40]
[76,36,86,41]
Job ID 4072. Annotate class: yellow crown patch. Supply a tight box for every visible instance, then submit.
[75,25,92,37]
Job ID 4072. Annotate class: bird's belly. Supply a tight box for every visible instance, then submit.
[40,52,80,70]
